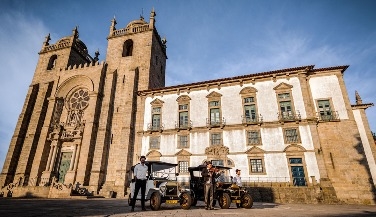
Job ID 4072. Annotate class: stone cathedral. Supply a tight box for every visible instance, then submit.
[1,9,376,204]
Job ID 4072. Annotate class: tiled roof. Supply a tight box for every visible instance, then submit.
[141,65,349,94]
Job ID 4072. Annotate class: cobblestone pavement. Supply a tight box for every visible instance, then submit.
[1,198,376,217]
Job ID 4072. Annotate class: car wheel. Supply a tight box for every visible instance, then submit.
[128,193,132,206]
[241,193,253,209]
[191,196,197,206]
[150,192,161,211]
[219,193,231,209]
[180,192,192,210]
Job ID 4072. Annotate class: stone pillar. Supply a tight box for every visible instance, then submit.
[74,91,99,186]
[0,85,37,188]
[45,144,54,171]
[69,144,77,171]
[89,72,116,191]
[13,82,52,186]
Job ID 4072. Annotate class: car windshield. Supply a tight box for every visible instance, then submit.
[190,165,233,182]
[150,162,178,180]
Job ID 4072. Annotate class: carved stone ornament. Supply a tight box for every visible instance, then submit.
[150,98,164,106]
[175,149,192,156]
[239,86,258,95]
[205,145,229,156]
[176,95,191,102]
[273,82,293,90]
[206,91,222,99]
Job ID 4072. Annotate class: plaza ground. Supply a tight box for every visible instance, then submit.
[1,198,376,217]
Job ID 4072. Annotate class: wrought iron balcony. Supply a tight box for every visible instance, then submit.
[147,123,164,132]
[278,111,301,122]
[317,111,340,122]
[175,120,192,131]
[242,114,263,126]
[206,117,226,129]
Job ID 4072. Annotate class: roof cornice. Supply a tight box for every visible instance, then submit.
[139,65,349,96]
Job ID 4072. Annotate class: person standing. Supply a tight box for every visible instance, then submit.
[202,161,215,210]
[130,156,148,212]
[233,169,242,187]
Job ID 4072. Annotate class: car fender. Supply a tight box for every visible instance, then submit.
[146,188,160,199]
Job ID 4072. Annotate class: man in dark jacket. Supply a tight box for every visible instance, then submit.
[201,161,220,210]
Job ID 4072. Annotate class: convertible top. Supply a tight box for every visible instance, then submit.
[131,161,178,172]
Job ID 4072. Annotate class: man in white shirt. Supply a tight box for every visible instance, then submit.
[130,156,148,212]
[233,169,242,187]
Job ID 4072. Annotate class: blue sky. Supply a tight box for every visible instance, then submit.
[0,0,375,171]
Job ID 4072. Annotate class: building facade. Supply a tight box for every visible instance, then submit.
[1,10,375,204]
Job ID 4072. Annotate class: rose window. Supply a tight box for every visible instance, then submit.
[69,89,90,110]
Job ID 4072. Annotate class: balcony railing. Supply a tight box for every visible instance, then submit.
[317,111,340,122]
[242,114,263,125]
[206,117,226,129]
[175,120,192,131]
[147,123,164,132]
[278,111,301,122]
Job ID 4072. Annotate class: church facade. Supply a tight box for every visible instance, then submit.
[1,10,375,204]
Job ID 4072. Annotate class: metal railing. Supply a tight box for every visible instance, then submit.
[317,111,340,122]
[278,111,301,122]
[175,120,192,130]
[147,123,164,132]
[242,114,263,125]
[206,117,226,128]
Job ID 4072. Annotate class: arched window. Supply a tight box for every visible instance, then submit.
[122,39,133,57]
[47,55,57,70]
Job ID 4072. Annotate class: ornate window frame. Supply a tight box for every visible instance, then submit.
[177,133,190,149]
[176,149,192,175]
[149,98,164,132]
[176,95,191,130]
[246,129,262,146]
[246,146,266,175]
[206,91,224,128]
[283,127,301,144]
[274,82,299,122]
[209,131,223,146]
[315,98,339,122]
[284,144,308,186]
[240,87,261,125]
[149,136,160,149]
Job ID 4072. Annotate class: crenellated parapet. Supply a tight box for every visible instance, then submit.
[64,60,106,71]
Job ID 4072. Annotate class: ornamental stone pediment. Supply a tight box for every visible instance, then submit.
[273,82,293,90]
[176,95,191,102]
[146,150,162,157]
[283,144,306,152]
[240,87,258,94]
[205,145,229,156]
[150,98,164,106]
[245,146,265,154]
[175,149,192,156]
[206,91,222,98]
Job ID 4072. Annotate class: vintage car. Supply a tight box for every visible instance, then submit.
[188,164,253,209]
[128,161,191,210]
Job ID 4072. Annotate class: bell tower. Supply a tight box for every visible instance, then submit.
[88,8,167,196]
